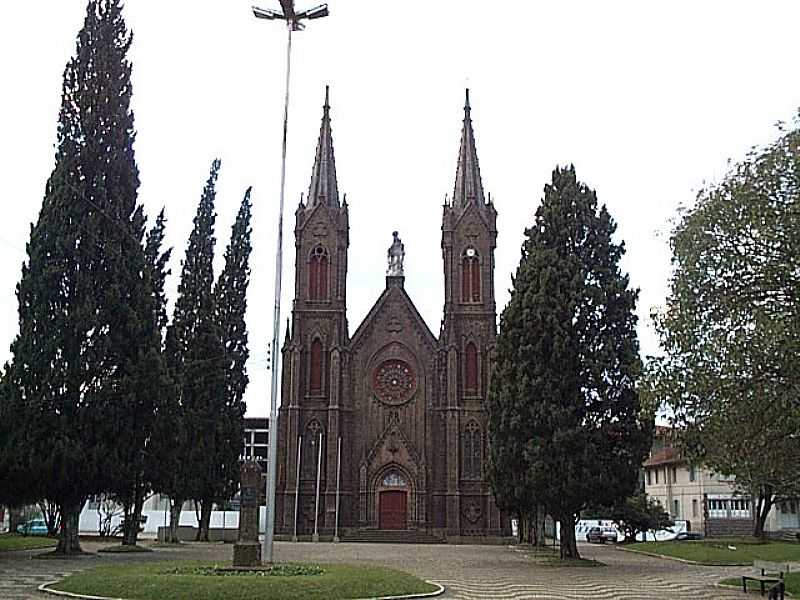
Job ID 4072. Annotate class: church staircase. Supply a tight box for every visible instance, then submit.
[342,529,445,544]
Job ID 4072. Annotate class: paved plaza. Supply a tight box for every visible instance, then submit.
[0,540,750,599]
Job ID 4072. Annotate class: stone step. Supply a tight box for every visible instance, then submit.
[779,529,800,543]
[342,529,445,544]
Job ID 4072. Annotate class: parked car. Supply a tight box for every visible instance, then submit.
[586,526,618,544]
[16,519,49,536]
[673,531,704,541]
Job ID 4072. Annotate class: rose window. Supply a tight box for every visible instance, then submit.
[373,360,416,405]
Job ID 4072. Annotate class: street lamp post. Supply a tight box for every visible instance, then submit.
[252,0,329,564]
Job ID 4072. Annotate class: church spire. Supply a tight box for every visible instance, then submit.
[451,88,485,209]
[307,85,340,207]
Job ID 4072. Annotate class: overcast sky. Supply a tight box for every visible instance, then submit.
[2,1,800,417]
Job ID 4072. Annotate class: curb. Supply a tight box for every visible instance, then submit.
[614,545,748,566]
[39,580,446,600]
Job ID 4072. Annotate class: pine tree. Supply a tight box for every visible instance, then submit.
[1,0,145,555]
[194,187,254,540]
[488,166,652,559]
[102,203,176,547]
[144,209,173,336]
[160,160,220,541]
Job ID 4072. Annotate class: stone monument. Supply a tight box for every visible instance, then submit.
[233,460,262,567]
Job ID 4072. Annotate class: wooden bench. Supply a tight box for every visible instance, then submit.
[742,560,789,597]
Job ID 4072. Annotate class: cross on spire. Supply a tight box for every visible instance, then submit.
[451,88,486,210]
[307,85,340,207]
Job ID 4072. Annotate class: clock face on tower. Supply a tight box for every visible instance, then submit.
[372,359,416,406]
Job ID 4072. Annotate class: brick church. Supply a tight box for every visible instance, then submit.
[275,89,511,541]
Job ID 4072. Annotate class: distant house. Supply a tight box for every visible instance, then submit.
[643,426,799,537]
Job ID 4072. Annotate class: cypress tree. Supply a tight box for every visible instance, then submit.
[161,160,220,541]
[488,166,652,559]
[102,203,175,547]
[194,187,254,540]
[1,0,143,555]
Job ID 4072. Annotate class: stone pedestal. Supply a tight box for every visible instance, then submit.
[233,461,262,567]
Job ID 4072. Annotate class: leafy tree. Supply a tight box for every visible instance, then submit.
[647,117,800,537]
[488,166,652,559]
[0,0,143,555]
[611,492,674,543]
[159,160,220,542]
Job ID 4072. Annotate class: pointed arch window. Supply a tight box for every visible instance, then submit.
[302,420,324,478]
[465,342,478,393]
[308,245,329,301]
[461,247,480,303]
[309,338,323,394]
[462,421,482,479]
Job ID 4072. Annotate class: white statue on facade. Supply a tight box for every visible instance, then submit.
[387,231,405,277]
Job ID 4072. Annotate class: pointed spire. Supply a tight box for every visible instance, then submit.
[307,85,340,207]
[452,88,485,209]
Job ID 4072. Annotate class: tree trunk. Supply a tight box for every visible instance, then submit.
[168,497,183,543]
[8,505,25,533]
[122,494,144,546]
[197,497,213,542]
[39,500,61,537]
[55,501,84,555]
[558,513,580,560]
[533,505,546,546]
[753,486,774,539]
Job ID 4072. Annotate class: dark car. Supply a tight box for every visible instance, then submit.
[674,531,703,541]
[586,526,617,544]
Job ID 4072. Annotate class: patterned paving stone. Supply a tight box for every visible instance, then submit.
[0,540,753,599]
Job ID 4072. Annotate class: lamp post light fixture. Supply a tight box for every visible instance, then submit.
[252,0,329,564]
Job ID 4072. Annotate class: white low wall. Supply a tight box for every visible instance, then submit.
[79,507,267,536]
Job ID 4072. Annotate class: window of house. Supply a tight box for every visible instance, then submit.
[461,248,480,303]
[308,246,329,301]
[464,342,478,393]
[692,499,698,517]
[671,466,677,483]
[655,469,659,484]
[673,499,680,517]
[309,338,323,394]
[689,465,696,482]
[646,470,652,486]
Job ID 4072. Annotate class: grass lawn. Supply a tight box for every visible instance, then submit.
[720,572,800,595]
[627,539,800,565]
[51,561,439,600]
[0,533,58,551]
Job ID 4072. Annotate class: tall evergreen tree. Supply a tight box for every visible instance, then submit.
[102,203,175,547]
[488,166,652,559]
[160,160,220,541]
[193,187,254,541]
[0,0,145,555]
[144,209,173,336]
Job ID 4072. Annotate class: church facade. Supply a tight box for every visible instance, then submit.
[274,89,510,541]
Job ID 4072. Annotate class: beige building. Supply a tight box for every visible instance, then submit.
[643,427,799,537]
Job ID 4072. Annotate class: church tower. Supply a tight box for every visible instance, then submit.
[277,87,349,534]
[439,89,501,536]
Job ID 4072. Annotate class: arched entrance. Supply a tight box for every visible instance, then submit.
[378,470,408,530]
